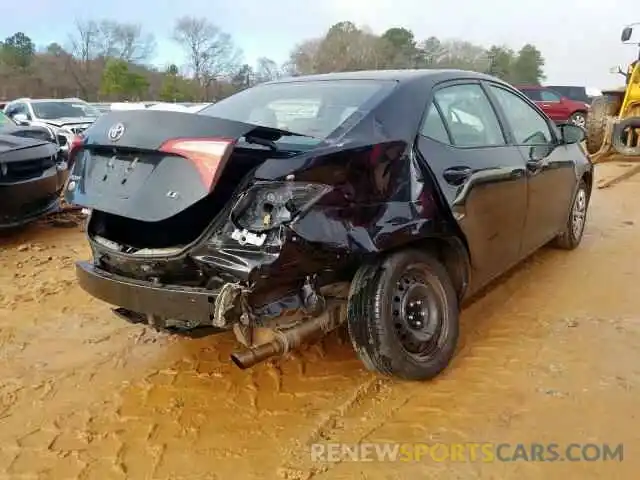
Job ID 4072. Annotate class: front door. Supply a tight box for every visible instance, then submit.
[486,84,577,255]
[416,81,528,293]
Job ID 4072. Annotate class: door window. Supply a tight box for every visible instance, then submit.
[430,84,505,147]
[489,85,554,145]
[14,103,30,119]
[420,104,451,144]
[539,89,562,102]
[519,88,541,101]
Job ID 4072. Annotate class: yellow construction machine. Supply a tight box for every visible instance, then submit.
[586,24,640,174]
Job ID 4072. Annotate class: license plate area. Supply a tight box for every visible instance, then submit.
[90,153,154,199]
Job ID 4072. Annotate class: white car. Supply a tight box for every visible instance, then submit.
[109,102,149,111]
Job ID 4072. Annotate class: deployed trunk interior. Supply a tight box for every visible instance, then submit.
[88,149,265,250]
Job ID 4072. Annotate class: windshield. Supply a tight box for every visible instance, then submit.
[32,101,100,120]
[199,79,396,141]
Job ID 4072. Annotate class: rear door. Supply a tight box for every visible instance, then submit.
[416,81,528,291]
[486,83,577,254]
[538,88,571,121]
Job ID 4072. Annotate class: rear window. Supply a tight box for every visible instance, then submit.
[199,79,396,140]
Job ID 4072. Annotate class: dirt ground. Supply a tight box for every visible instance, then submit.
[1,163,639,480]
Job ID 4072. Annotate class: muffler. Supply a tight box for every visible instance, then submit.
[230,301,346,369]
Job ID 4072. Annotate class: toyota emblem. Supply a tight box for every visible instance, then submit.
[108,123,125,141]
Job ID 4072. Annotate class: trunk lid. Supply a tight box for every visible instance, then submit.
[65,110,288,222]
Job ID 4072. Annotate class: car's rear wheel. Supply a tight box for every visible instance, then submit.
[347,250,459,381]
[553,179,589,250]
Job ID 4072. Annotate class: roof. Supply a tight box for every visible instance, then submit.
[265,69,497,85]
[9,97,86,103]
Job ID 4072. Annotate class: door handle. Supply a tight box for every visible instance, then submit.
[443,166,473,185]
[526,159,544,172]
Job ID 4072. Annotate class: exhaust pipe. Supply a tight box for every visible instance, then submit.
[230,302,345,369]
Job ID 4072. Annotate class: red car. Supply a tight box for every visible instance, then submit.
[517,86,589,128]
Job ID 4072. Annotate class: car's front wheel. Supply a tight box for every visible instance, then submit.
[553,179,589,250]
[347,250,459,381]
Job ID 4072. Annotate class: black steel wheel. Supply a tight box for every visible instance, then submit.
[347,249,459,381]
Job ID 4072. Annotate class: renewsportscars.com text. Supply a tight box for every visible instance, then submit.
[310,442,624,463]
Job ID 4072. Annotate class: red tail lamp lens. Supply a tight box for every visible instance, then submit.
[159,138,235,189]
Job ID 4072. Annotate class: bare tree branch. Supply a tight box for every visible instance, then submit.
[172,16,241,90]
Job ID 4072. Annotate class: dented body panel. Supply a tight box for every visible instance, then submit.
[69,69,591,340]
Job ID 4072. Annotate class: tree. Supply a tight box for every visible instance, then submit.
[288,38,322,75]
[380,27,418,68]
[172,16,241,96]
[100,58,149,100]
[68,19,155,63]
[158,63,194,101]
[417,36,447,67]
[94,20,156,63]
[231,64,256,90]
[66,19,154,99]
[45,43,66,57]
[286,23,546,84]
[310,21,384,73]
[1,32,36,69]
[512,44,545,85]
[486,45,515,81]
[255,57,280,83]
[435,40,489,71]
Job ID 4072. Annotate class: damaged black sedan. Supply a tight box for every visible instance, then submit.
[67,70,592,380]
[1,111,68,229]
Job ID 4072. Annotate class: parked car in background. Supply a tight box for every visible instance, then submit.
[516,85,590,128]
[0,111,68,229]
[67,69,592,381]
[145,102,193,112]
[109,102,149,111]
[90,103,113,114]
[3,98,100,157]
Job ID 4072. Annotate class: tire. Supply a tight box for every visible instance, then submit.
[570,111,587,129]
[611,116,640,156]
[585,95,621,154]
[347,249,459,381]
[553,179,589,250]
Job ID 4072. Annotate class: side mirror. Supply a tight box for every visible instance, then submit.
[13,113,29,125]
[559,123,585,145]
[622,26,633,42]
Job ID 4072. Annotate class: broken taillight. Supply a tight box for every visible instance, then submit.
[68,134,85,168]
[159,138,235,189]
[230,181,332,232]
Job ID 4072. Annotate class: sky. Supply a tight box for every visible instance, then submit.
[1,0,639,89]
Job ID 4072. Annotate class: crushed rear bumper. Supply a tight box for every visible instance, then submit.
[75,261,219,325]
